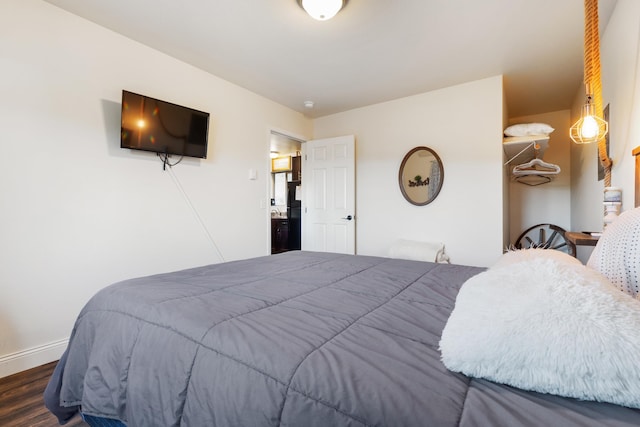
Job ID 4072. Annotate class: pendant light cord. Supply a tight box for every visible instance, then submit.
[584,0,612,186]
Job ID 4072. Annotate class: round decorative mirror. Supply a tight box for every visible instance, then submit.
[398,146,444,206]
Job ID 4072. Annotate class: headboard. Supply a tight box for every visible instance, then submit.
[634,146,640,207]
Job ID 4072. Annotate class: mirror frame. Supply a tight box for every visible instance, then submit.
[398,146,444,206]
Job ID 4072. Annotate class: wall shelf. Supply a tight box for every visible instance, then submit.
[503,135,550,166]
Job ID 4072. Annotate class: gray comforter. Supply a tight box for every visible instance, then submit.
[46,251,640,426]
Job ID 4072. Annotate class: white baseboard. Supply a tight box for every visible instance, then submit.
[0,338,69,379]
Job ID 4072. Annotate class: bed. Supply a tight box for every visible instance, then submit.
[44,249,640,426]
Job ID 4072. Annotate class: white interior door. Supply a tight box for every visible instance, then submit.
[302,135,355,254]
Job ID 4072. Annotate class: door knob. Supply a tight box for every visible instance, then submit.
[342,215,353,221]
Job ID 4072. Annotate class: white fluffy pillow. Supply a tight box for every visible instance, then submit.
[504,123,555,137]
[492,248,581,269]
[440,257,640,408]
[588,207,640,297]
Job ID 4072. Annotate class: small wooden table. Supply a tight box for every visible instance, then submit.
[565,231,600,246]
[564,231,600,257]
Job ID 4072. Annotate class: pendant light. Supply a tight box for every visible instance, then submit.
[297,0,347,21]
[570,85,608,144]
[570,0,612,184]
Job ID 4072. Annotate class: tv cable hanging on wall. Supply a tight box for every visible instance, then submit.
[157,150,184,170]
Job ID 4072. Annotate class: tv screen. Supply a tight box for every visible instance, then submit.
[120,90,210,159]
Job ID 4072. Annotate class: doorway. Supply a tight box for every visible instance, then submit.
[270,131,303,254]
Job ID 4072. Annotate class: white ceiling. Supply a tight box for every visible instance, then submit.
[44,0,617,119]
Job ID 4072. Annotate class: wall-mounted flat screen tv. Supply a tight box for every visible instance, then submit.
[120,90,210,159]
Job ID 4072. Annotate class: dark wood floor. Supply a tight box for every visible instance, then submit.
[0,361,87,427]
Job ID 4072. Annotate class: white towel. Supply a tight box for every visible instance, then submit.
[388,239,450,263]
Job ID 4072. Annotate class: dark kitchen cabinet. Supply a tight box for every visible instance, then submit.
[271,219,290,254]
[290,156,301,182]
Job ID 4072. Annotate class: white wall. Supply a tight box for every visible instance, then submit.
[0,0,311,376]
[313,76,505,267]
[502,92,511,252]
[507,110,572,246]
[570,0,640,261]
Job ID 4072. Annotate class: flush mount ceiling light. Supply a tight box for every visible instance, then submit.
[297,0,348,21]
